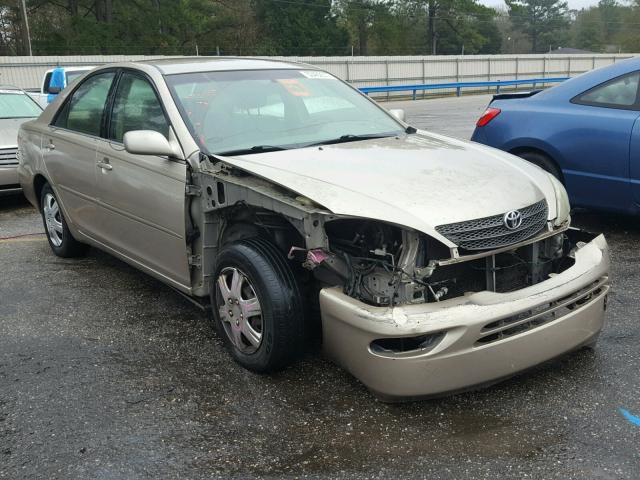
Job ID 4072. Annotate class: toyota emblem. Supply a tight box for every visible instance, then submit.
[503,210,523,230]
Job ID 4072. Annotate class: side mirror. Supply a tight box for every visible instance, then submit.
[389,109,406,122]
[124,130,178,157]
[48,86,61,94]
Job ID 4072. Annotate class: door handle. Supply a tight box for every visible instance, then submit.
[97,158,113,171]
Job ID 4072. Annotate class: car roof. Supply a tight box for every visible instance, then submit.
[44,66,96,74]
[138,57,316,75]
[535,55,640,100]
[0,85,30,95]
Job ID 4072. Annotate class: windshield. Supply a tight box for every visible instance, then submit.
[0,91,42,119]
[165,69,404,155]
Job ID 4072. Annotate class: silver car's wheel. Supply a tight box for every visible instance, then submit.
[39,183,88,258]
[216,267,263,354]
[211,237,305,372]
[43,192,63,247]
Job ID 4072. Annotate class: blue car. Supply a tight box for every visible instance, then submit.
[471,57,640,214]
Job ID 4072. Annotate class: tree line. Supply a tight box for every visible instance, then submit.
[0,0,639,57]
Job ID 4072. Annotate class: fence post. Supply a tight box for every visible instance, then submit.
[385,59,389,101]
[345,58,350,82]
[592,56,596,70]
[567,56,571,77]
[487,56,491,94]
[422,58,426,99]
[543,56,547,78]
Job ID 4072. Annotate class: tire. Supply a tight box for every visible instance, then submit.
[210,237,305,373]
[516,150,563,181]
[40,183,88,258]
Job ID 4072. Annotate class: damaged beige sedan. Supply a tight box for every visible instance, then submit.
[17,58,610,400]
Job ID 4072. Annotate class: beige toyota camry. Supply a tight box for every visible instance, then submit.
[17,58,610,400]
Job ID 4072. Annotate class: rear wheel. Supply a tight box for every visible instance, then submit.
[516,150,562,181]
[211,237,305,373]
[40,184,88,258]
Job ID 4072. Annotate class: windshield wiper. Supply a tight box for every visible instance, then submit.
[216,145,289,156]
[305,133,398,148]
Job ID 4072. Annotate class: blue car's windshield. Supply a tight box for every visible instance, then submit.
[165,69,403,155]
[0,91,42,119]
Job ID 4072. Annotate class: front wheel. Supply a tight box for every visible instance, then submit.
[40,183,88,258]
[211,237,305,373]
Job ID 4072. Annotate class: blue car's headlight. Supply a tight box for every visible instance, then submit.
[548,174,570,226]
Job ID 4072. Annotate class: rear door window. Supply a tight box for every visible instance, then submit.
[53,72,115,136]
[574,72,640,109]
[108,72,169,143]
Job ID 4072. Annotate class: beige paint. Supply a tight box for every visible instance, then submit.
[321,234,609,400]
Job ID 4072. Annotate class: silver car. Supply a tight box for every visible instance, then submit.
[17,59,610,400]
[0,86,42,195]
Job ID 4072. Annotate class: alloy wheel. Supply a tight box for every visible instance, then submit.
[216,267,263,354]
[43,193,63,247]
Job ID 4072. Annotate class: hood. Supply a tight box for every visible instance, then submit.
[0,118,32,149]
[219,132,558,246]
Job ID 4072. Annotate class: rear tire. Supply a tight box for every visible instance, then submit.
[40,183,88,258]
[516,150,562,181]
[211,237,305,373]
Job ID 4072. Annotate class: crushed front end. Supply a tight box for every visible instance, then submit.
[304,207,610,401]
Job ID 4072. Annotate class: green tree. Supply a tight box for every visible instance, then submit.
[253,0,349,55]
[506,0,569,53]
[572,8,604,52]
[408,0,501,54]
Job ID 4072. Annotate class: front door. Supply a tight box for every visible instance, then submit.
[93,71,190,289]
[43,71,116,238]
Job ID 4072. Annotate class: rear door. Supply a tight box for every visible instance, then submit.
[43,70,116,238]
[568,71,640,211]
[93,70,190,288]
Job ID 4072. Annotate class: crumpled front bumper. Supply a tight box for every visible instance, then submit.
[320,233,610,401]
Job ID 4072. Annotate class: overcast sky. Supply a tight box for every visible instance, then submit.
[480,0,600,10]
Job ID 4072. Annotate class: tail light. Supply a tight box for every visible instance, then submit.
[476,107,501,127]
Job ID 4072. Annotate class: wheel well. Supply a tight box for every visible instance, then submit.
[219,206,305,256]
[509,147,565,183]
[33,174,48,210]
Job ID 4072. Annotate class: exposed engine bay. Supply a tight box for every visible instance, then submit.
[305,219,584,307]
[192,166,582,309]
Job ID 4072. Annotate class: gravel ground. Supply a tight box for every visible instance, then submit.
[1,96,639,479]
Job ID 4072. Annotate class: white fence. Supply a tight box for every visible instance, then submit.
[0,53,636,96]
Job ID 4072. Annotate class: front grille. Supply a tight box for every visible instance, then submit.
[475,277,608,346]
[435,200,548,251]
[0,147,18,167]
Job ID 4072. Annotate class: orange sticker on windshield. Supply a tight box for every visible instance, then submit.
[278,79,311,97]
